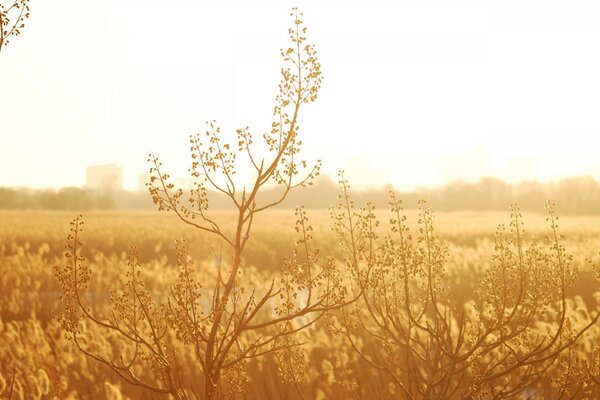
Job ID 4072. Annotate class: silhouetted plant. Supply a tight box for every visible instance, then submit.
[333,174,600,399]
[49,6,600,400]
[55,9,353,400]
[0,0,30,53]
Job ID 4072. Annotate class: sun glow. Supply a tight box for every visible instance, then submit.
[2,0,600,191]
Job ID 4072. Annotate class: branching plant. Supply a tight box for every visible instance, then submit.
[0,0,30,53]
[333,174,600,399]
[52,7,600,400]
[55,9,354,400]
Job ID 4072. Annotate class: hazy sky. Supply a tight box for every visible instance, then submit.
[2,0,600,190]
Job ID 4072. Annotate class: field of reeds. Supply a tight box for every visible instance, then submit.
[2,206,600,399]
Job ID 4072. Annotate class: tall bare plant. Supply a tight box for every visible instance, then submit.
[333,174,600,399]
[55,9,352,400]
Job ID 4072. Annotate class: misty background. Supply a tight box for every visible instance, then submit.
[0,0,600,191]
[2,0,600,210]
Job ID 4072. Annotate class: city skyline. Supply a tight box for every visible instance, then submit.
[1,150,595,192]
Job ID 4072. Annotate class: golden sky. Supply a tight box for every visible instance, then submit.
[2,0,600,190]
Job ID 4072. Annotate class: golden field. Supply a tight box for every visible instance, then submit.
[1,207,600,399]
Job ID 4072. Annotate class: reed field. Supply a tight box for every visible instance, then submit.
[4,3,600,399]
[2,205,600,399]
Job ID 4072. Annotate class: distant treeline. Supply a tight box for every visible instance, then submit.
[2,175,600,214]
[0,187,153,211]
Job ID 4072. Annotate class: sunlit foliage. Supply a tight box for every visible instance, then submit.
[0,0,30,53]
[332,173,600,399]
[54,9,354,400]
[2,7,600,400]
[0,208,599,398]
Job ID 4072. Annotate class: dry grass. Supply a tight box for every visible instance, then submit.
[2,206,600,399]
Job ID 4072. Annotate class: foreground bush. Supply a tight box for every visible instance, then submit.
[48,8,600,400]
[332,174,600,399]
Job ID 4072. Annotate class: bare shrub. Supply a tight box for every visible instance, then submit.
[54,9,353,400]
[333,173,600,399]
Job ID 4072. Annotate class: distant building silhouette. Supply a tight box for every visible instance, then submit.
[86,164,123,191]
[137,172,192,192]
